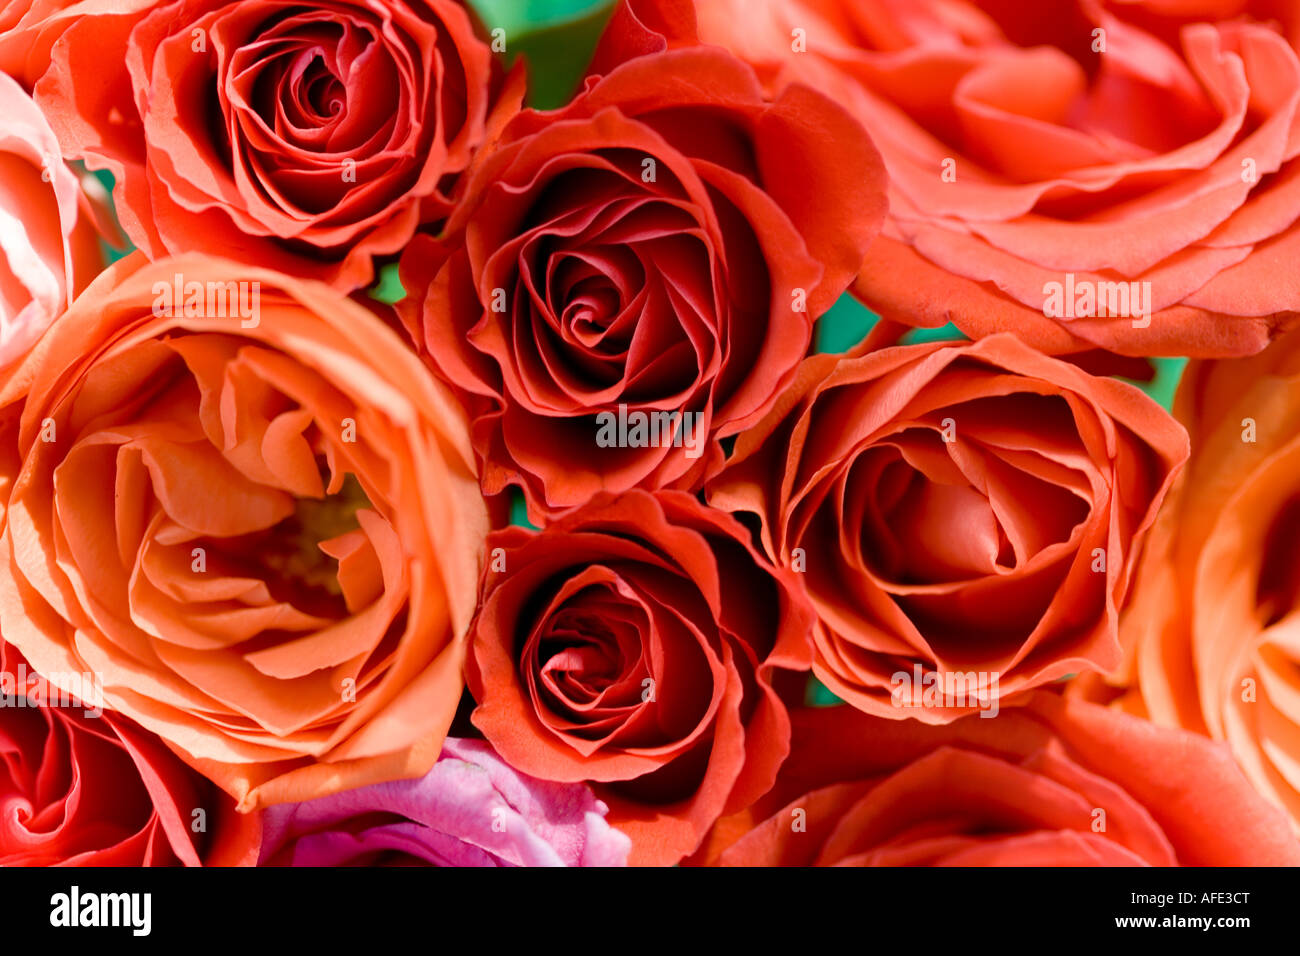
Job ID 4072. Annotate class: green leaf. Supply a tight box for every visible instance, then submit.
[470,0,609,25]
[467,0,617,110]
[509,487,540,530]
[900,322,967,346]
[368,262,407,305]
[813,292,879,354]
[813,293,968,354]
[1121,356,1187,413]
[804,674,844,708]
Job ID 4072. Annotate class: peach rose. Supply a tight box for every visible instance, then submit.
[594,0,1300,357]
[692,693,1300,866]
[708,333,1187,720]
[0,252,488,810]
[1078,325,1300,828]
[0,70,104,370]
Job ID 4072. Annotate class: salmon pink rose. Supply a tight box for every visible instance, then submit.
[0,1,154,89]
[26,0,522,289]
[399,45,886,519]
[708,334,1187,721]
[692,693,1300,866]
[1,642,261,865]
[466,489,816,865]
[0,71,105,371]
[0,252,488,810]
[594,0,1300,357]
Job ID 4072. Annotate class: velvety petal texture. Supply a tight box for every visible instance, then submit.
[0,642,261,866]
[259,736,630,866]
[0,252,489,810]
[597,0,1300,357]
[692,693,1300,866]
[19,0,522,289]
[466,489,816,865]
[400,45,887,519]
[708,333,1188,720]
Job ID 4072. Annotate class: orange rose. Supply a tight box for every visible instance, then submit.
[594,0,1300,357]
[1078,325,1300,828]
[0,252,488,810]
[708,334,1187,720]
[692,693,1300,866]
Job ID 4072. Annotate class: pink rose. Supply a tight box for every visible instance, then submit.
[259,738,630,866]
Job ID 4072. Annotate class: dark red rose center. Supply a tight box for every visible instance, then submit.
[531,588,650,724]
[297,54,347,122]
[503,159,712,401]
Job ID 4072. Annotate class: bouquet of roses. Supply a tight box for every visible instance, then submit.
[1,0,1299,870]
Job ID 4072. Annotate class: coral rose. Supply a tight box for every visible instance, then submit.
[466,489,816,865]
[708,333,1187,720]
[1,642,261,865]
[594,0,1300,357]
[0,71,104,370]
[1079,325,1300,829]
[692,693,1300,866]
[24,0,522,289]
[0,1,159,88]
[259,737,630,866]
[399,45,886,519]
[0,252,488,810]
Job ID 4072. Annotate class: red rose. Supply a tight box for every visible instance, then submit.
[466,489,816,865]
[595,0,1300,357]
[399,45,886,519]
[0,643,260,866]
[708,334,1187,721]
[693,693,1300,866]
[26,0,522,289]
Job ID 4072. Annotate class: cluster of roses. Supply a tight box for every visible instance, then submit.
[1,0,1300,868]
